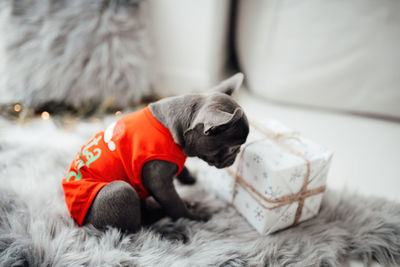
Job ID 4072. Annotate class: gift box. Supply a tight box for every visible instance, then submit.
[206,120,333,234]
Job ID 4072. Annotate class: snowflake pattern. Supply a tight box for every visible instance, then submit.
[264,185,282,199]
[252,154,262,164]
[281,210,293,224]
[245,160,250,168]
[290,167,304,183]
[254,206,264,222]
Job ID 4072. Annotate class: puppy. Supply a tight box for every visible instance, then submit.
[61,73,249,233]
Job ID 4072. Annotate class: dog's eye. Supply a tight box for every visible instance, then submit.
[229,145,240,154]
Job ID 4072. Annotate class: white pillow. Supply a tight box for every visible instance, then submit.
[236,0,400,119]
[148,0,231,95]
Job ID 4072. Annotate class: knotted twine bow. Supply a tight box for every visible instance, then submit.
[228,122,326,226]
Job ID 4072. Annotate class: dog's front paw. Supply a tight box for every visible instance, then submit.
[184,205,211,222]
[155,222,188,243]
[160,229,188,243]
[183,200,212,222]
[190,212,211,222]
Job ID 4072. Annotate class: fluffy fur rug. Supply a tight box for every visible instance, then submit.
[0,0,152,110]
[0,115,400,267]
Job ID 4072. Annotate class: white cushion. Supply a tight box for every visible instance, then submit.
[236,0,400,118]
[147,0,231,95]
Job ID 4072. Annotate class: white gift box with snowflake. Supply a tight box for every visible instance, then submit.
[207,120,333,234]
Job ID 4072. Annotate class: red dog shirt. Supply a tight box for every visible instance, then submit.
[62,106,187,226]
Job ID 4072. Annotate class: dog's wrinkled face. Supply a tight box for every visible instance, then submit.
[185,109,249,168]
[183,73,249,168]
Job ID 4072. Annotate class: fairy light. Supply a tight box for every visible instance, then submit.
[13,104,22,112]
[115,111,122,116]
[41,111,50,120]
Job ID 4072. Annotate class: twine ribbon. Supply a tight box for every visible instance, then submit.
[229,122,326,226]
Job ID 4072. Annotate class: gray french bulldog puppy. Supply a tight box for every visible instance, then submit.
[84,73,249,234]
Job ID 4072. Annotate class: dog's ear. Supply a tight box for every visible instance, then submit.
[186,107,243,136]
[203,107,243,135]
[212,73,244,96]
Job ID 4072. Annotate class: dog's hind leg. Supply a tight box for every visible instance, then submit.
[84,180,141,233]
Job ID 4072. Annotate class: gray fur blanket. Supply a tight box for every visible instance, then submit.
[0,0,152,111]
[0,116,400,267]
